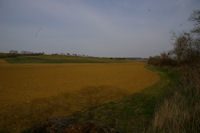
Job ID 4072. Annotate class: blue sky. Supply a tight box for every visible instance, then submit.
[0,0,199,57]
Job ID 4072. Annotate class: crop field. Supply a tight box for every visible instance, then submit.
[0,60,159,132]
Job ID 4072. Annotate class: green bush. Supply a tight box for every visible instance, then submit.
[148,52,176,66]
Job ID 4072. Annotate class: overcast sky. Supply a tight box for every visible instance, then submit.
[0,0,199,57]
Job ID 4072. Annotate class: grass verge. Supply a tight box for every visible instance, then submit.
[22,66,179,133]
[149,64,200,133]
[62,66,179,133]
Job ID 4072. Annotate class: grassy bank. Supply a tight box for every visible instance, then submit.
[149,64,200,133]
[71,66,179,133]
[23,66,179,133]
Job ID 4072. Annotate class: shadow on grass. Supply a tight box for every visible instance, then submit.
[68,66,180,133]
[22,66,179,133]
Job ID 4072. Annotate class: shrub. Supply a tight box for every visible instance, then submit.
[148,52,176,66]
[148,56,161,66]
[150,64,200,133]
[172,33,200,64]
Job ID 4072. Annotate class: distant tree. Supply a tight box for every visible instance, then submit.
[190,10,200,35]
[66,53,71,56]
[148,56,161,66]
[148,52,176,66]
[52,53,58,55]
[190,10,200,57]
[171,10,200,64]
[172,33,193,63]
[9,50,18,54]
[21,51,33,54]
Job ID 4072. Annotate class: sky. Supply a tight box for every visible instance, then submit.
[0,0,199,57]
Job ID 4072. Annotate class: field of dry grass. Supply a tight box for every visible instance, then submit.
[0,60,159,132]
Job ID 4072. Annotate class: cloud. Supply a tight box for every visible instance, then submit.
[0,0,199,57]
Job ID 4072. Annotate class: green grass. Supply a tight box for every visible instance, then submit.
[5,55,130,63]
[67,66,180,133]
[22,66,179,133]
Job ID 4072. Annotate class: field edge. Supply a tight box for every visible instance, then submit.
[22,66,179,133]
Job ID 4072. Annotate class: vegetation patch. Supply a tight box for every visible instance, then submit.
[4,55,130,63]
[24,66,179,133]
[69,67,179,133]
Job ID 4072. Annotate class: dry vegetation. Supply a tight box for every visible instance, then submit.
[0,61,159,133]
[148,10,200,133]
[150,64,200,133]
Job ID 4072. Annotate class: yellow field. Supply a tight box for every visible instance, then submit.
[0,61,159,132]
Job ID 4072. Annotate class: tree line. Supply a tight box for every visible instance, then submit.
[148,10,200,66]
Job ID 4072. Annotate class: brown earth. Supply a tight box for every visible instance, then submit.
[0,60,159,133]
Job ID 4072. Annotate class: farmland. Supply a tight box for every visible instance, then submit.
[0,54,132,63]
[0,58,159,133]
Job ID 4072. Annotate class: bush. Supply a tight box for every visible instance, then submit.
[148,52,176,66]
[147,10,200,133]
[149,10,200,66]
[148,56,161,66]
[150,64,200,133]
[172,33,200,64]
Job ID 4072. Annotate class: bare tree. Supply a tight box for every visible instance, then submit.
[190,10,200,35]
[173,33,193,63]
